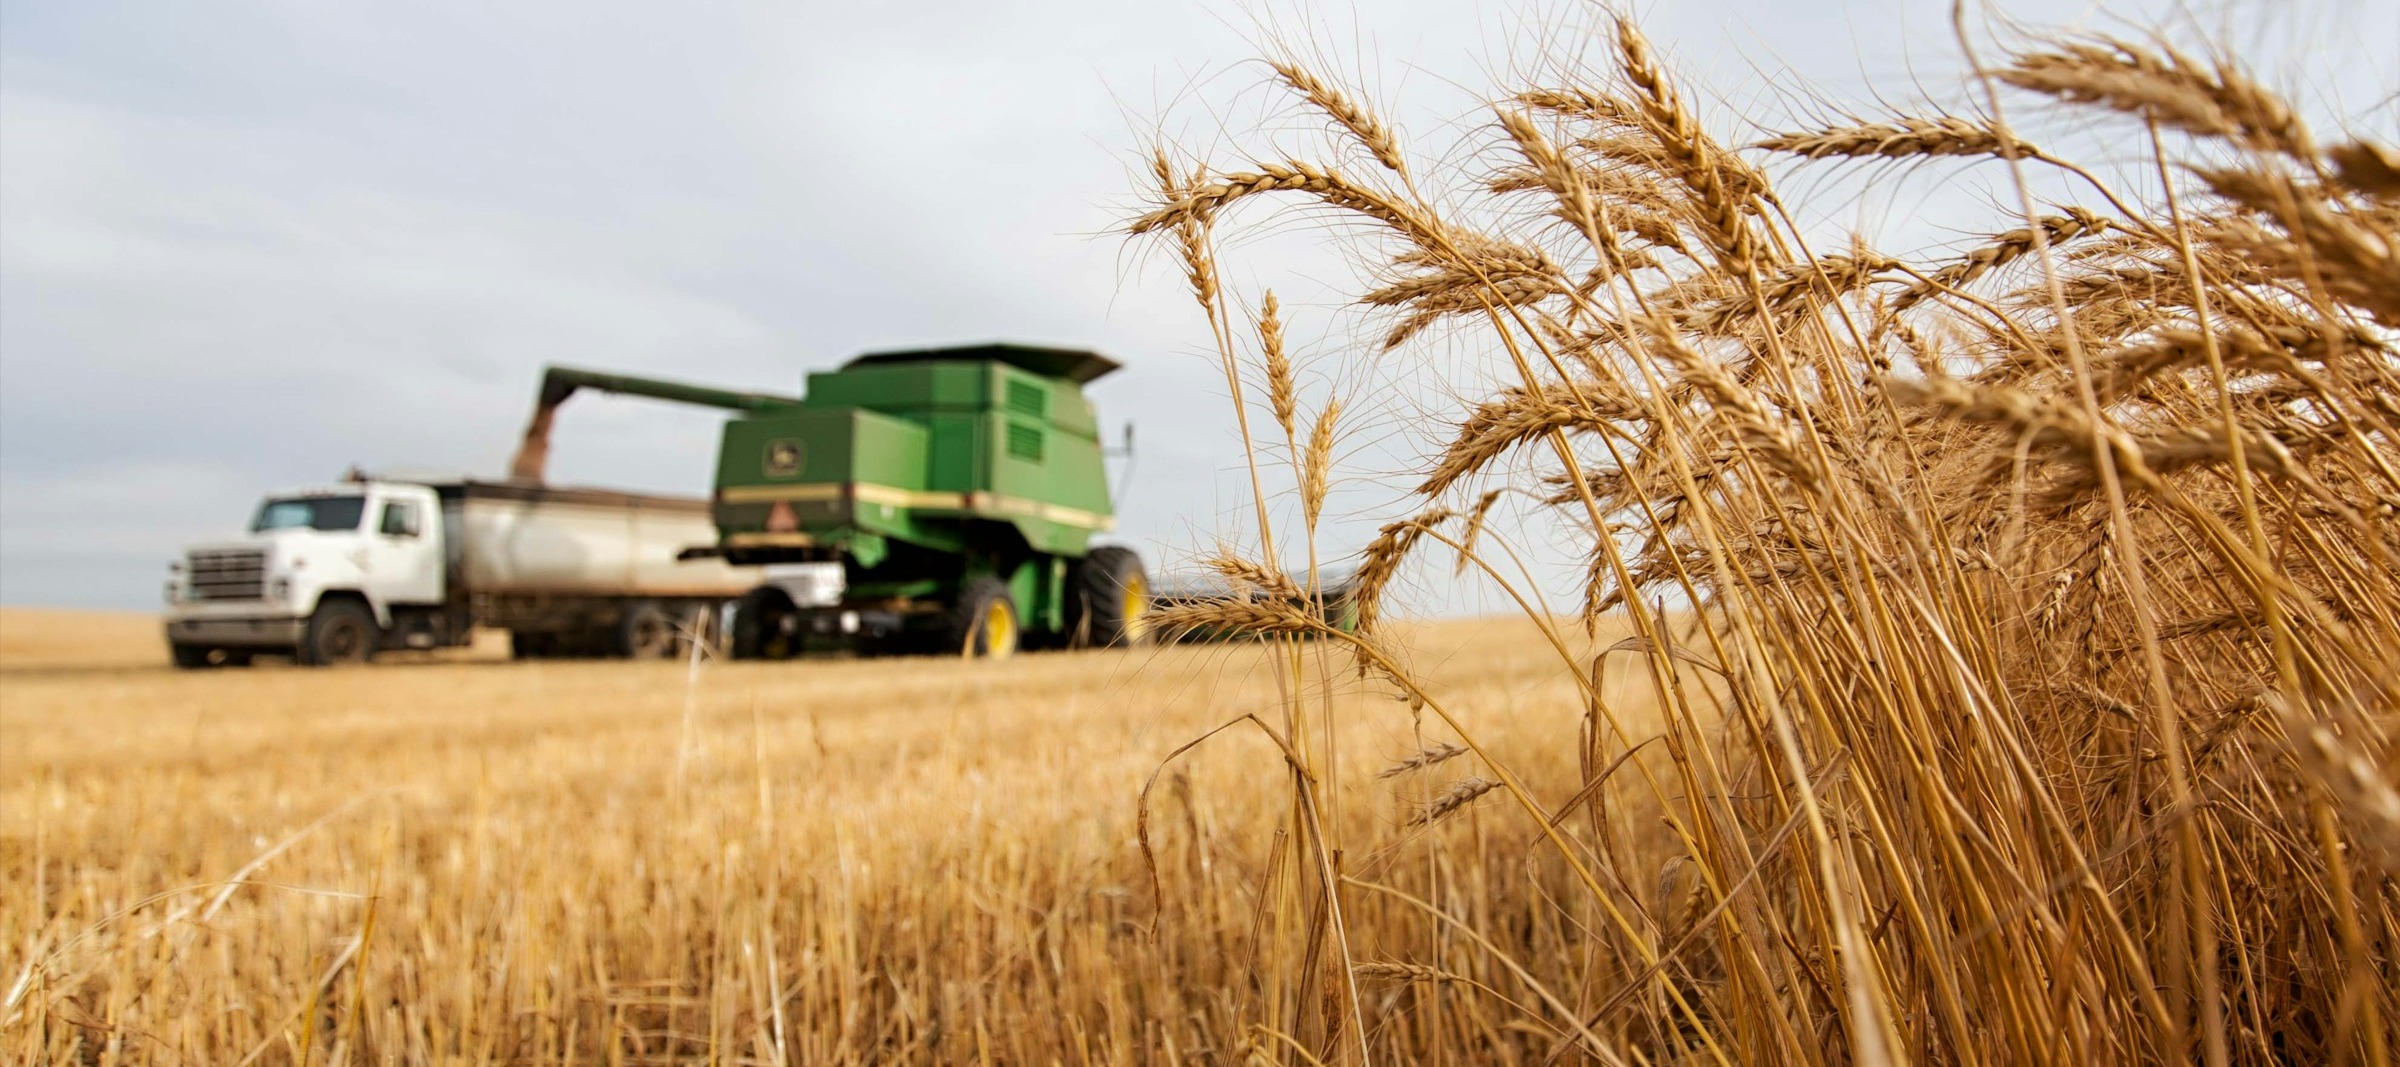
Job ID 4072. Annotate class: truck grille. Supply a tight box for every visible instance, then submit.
[187,549,267,600]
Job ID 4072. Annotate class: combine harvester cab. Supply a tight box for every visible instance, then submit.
[516,344,1150,659]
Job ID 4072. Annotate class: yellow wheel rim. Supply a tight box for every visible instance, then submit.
[982,600,1018,659]
[1121,575,1148,639]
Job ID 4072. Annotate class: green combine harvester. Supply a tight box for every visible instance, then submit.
[507,344,1148,659]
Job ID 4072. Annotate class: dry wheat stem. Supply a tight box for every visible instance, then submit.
[1115,11,2400,1063]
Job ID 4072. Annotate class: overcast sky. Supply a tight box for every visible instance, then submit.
[3,0,2391,610]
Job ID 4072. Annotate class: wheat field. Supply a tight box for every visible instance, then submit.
[1120,10,2398,1065]
[1,609,1662,1064]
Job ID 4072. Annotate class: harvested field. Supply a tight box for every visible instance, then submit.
[0,608,1660,1064]
[1,609,174,673]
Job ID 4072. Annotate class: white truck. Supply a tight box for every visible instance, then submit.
[163,475,765,667]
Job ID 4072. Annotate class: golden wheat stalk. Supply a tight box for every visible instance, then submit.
[1408,777,1500,825]
[1270,59,1407,176]
[1302,399,1339,528]
[2001,38,2311,156]
[1376,742,1468,779]
[1126,13,2400,1064]
[1756,115,2033,160]
[1257,291,1296,441]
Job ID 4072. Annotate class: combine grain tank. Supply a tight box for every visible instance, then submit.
[163,476,760,667]
[509,344,1150,658]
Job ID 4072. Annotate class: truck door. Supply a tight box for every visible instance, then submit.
[369,491,445,606]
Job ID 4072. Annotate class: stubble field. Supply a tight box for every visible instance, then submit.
[0,608,1655,1065]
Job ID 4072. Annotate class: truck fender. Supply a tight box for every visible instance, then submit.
[300,587,392,629]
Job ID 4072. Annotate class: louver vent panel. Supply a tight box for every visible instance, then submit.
[1006,422,1045,462]
[1005,379,1048,419]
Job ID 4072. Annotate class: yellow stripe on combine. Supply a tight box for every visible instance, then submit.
[718,483,1114,531]
[969,492,1117,532]
[719,483,964,508]
[724,532,817,549]
[718,484,844,504]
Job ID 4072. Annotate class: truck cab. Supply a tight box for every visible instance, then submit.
[165,480,447,667]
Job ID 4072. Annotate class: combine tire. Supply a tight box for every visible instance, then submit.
[949,577,1021,659]
[732,587,799,660]
[616,602,675,659]
[298,600,378,666]
[1070,547,1150,648]
[510,631,555,660]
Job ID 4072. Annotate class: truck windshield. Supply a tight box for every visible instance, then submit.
[251,496,367,532]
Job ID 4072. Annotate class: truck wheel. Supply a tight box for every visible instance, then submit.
[1070,547,1150,648]
[299,600,379,666]
[171,644,217,670]
[617,602,675,659]
[949,577,1020,659]
[733,588,798,660]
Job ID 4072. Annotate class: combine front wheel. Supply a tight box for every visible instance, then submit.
[1071,547,1151,648]
[950,578,1020,659]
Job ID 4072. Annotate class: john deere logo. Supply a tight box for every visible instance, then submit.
[763,439,804,478]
